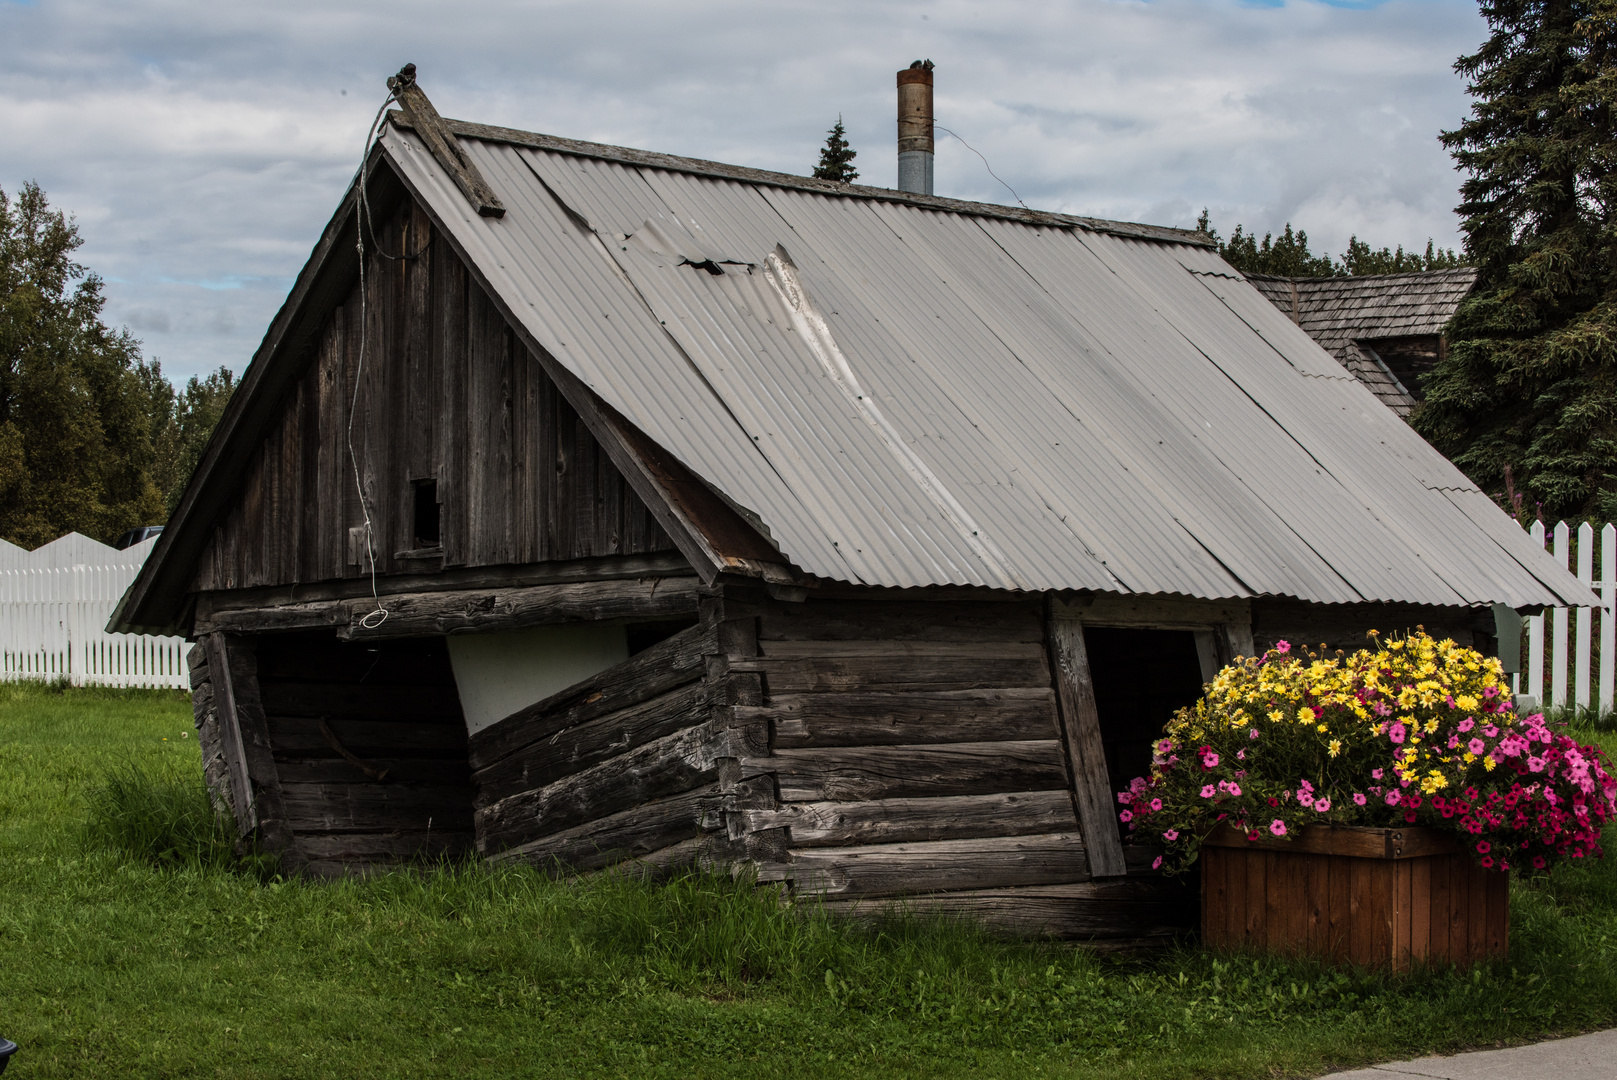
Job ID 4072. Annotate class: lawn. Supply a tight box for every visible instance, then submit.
[1,682,1615,1079]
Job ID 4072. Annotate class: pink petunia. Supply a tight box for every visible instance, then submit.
[1458,718,1475,733]
[1353,793,1368,806]
[1202,751,1220,769]
[1201,785,1217,798]
[1225,782,1242,796]
[1528,757,1546,773]
[1314,798,1331,812]
[1388,722,1407,744]
[1249,728,1260,740]
[1468,738,1487,756]
[1163,829,1179,841]
[1270,819,1288,836]
[1385,791,1401,806]
[1152,856,1163,869]
[1237,750,1246,760]
[1372,769,1384,780]
[1149,798,1163,812]
[1119,810,1132,822]
[1275,640,1291,654]
[1477,840,1491,854]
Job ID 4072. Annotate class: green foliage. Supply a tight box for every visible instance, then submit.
[3,686,1617,1077]
[143,361,235,515]
[812,117,860,184]
[83,758,237,870]
[1196,210,1465,278]
[0,181,166,547]
[0,182,236,547]
[1416,0,1617,520]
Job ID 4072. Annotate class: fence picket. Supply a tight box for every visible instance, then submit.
[1530,521,1546,705]
[1553,522,1570,708]
[0,543,186,690]
[1603,525,1615,714]
[1578,522,1594,709]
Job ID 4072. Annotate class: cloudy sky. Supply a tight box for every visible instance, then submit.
[1,0,1486,383]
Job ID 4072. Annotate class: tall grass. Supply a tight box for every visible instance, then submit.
[82,758,236,869]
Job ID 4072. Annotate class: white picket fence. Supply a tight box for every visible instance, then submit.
[1521,520,1616,715]
[0,534,188,689]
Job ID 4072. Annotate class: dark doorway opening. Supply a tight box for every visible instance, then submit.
[1083,627,1207,838]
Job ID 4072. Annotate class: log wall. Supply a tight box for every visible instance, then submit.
[192,197,675,594]
[251,631,475,876]
[1253,600,1497,657]
[463,585,1193,942]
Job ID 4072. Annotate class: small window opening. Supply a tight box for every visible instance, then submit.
[412,478,441,548]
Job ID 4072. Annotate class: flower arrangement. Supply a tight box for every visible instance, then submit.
[1118,630,1617,875]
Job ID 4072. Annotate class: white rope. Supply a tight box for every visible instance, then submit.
[346,92,399,631]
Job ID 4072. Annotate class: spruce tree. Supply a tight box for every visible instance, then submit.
[813,117,859,184]
[1415,0,1617,518]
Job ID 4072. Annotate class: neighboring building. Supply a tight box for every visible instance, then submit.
[1247,268,1478,417]
[111,74,1581,945]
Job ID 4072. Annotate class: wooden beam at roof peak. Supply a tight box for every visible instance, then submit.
[386,64,505,219]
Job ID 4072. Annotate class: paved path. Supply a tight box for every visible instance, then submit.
[1318,1028,1616,1079]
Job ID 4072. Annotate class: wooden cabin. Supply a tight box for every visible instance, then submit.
[1247,268,1478,418]
[112,74,1582,946]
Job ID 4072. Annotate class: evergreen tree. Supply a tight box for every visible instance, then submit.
[147,362,235,515]
[813,117,860,183]
[1195,210,1463,277]
[1415,0,1617,519]
[0,181,168,548]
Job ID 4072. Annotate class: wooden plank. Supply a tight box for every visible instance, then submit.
[763,741,1067,803]
[817,878,1196,939]
[1306,848,1330,957]
[757,688,1058,748]
[1410,856,1432,962]
[1327,854,1351,964]
[757,640,1042,660]
[1449,854,1471,963]
[275,758,471,786]
[1393,859,1412,970]
[737,790,1076,848]
[280,782,473,832]
[471,679,711,808]
[1062,594,1251,631]
[295,829,473,864]
[259,682,463,721]
[1284,852,1309,954]
[731,651,1047,693]
[1244,841,1267,948]
[764,833,1091,898]
[1486,869,1509,958]
[1202,847,1227,950]
[198,577,702,639]
[486,783,727,870]
[757,599,1043,642]
[1045,602,1127,878]
[265,715,467,758]
[1225,846,1248,948]
[1202,823,1460,860]
[1466,860,1488,964]
[387,73,506,218]
[475,718,744,853]
[203,633,257,835]
[1428,852,1453,964]
[468,620,715,770]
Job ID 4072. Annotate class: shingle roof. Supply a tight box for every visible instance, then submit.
[1248,269,1478,414]
[372,119,1576,609]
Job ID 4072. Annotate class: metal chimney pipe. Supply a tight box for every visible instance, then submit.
[897,60,934,195]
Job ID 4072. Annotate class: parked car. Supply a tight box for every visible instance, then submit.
[113,525,163,550]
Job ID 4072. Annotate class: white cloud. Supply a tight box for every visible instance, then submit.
[0,0,1485,380]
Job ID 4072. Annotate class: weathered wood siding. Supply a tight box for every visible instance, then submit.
[253,631,475,876]
[193,197,675,594]
[468,616,741,869]
[466,584,1192,941]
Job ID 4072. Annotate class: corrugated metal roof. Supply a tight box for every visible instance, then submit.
[380,123,1584,608]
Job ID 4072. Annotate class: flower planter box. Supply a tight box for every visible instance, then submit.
[1200,824,1508,970]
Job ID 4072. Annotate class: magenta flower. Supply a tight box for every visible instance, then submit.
[1314,798,1331,812]
[1385,791,1401,806]
[1529,757,1546,773]
[1202,751,1220,769]
[1152,856,1164,869]
[1149,798,1163,812]
[1352,793,1368,806]
[1200,784,1216,798]
[1388,722,1407,744]
[1249,728,1260,740]
[1163,829,1179,841]
[1275,640,1291,654]
[1477,840,1491,854]
[1458,718,1475,733]
[1270,819,1288,836]
[1468,738,1487,756]
[1372,769,1384,780]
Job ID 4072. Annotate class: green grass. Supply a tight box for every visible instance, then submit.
[2,684,1616,1079]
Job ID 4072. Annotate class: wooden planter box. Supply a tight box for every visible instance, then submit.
[1201,824,1508,969]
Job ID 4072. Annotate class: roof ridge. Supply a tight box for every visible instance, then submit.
[386,111,1215,248]
[1246,267,1478,285]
